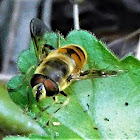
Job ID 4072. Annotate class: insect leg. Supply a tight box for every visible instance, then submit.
[34,96,58,120]
[60,91,67,97]
[44,44,55,50]
[46,93,70,126]
[34,93,67,120]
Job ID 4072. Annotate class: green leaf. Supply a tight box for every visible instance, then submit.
[7,30,140,139]
[18,42,37,74]
[4,134,50,140]
[0,83,46,138]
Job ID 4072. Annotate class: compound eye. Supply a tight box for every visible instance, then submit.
[44,79,59,92]
[30,74,45,87]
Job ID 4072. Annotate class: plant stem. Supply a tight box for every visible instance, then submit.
[73,3,80,30]
[136,36,140,60]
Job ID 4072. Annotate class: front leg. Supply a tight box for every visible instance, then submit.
[46,94,70,126]
[34,96,59,120]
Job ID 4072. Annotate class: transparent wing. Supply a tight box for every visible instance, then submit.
[68,69,127,81]
[30,18,55,63]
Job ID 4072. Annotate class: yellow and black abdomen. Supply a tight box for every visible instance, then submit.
[57,44,87,73]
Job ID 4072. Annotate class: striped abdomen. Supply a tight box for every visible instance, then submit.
[57,44,87,72]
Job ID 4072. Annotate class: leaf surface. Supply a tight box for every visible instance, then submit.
[0,83,46,137]
[7,30,140,139]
